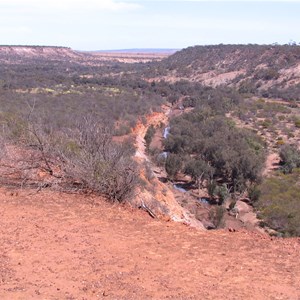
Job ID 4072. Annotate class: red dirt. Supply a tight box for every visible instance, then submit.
[263,152,280,176]
[133,110,169,161]
[0,188,299,300]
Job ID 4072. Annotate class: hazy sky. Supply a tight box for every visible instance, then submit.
[0,0,299,50]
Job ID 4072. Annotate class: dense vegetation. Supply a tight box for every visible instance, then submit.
[163,108,266,197]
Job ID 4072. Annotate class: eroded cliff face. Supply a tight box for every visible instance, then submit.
[132,106,206,230]
[0,46,83,62]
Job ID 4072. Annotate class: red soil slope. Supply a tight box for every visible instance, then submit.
[0,188,299,300]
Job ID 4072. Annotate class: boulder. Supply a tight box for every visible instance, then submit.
[233,200,251,214]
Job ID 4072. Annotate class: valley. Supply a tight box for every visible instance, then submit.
[0,44,300,299]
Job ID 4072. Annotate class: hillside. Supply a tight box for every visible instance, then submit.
[150,44,300,100]
[0,188,299,300]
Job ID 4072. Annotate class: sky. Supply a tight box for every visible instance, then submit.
[0,0,299,50]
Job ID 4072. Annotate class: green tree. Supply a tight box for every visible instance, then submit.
[165,153,183,181]
[184,158,214,195]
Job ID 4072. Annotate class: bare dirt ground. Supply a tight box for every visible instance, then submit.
[0,188,299,300]
[263,152,280,177]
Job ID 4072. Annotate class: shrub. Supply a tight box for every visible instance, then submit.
[276,139,285,146]
[294,119,300,128]
[144,125,155,149]
[255,170,300,236]
[152,151,167,168]
[215,184,230,205]
[254,68,280,81]
[0,112,28,141]
[209,206,226,228]
[248,184,261,202]
[0,136,6,160]
[58,118,139,202]
[260,119,272,128]
[279,144,300,173]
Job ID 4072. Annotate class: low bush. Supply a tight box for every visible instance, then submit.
[1,113,139,203]
[294,118,300,128]
[279,144,300,173]
[255,170,300,237]
[58,118,139,202]
[144,125,155,149]
[209,205,226,229]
